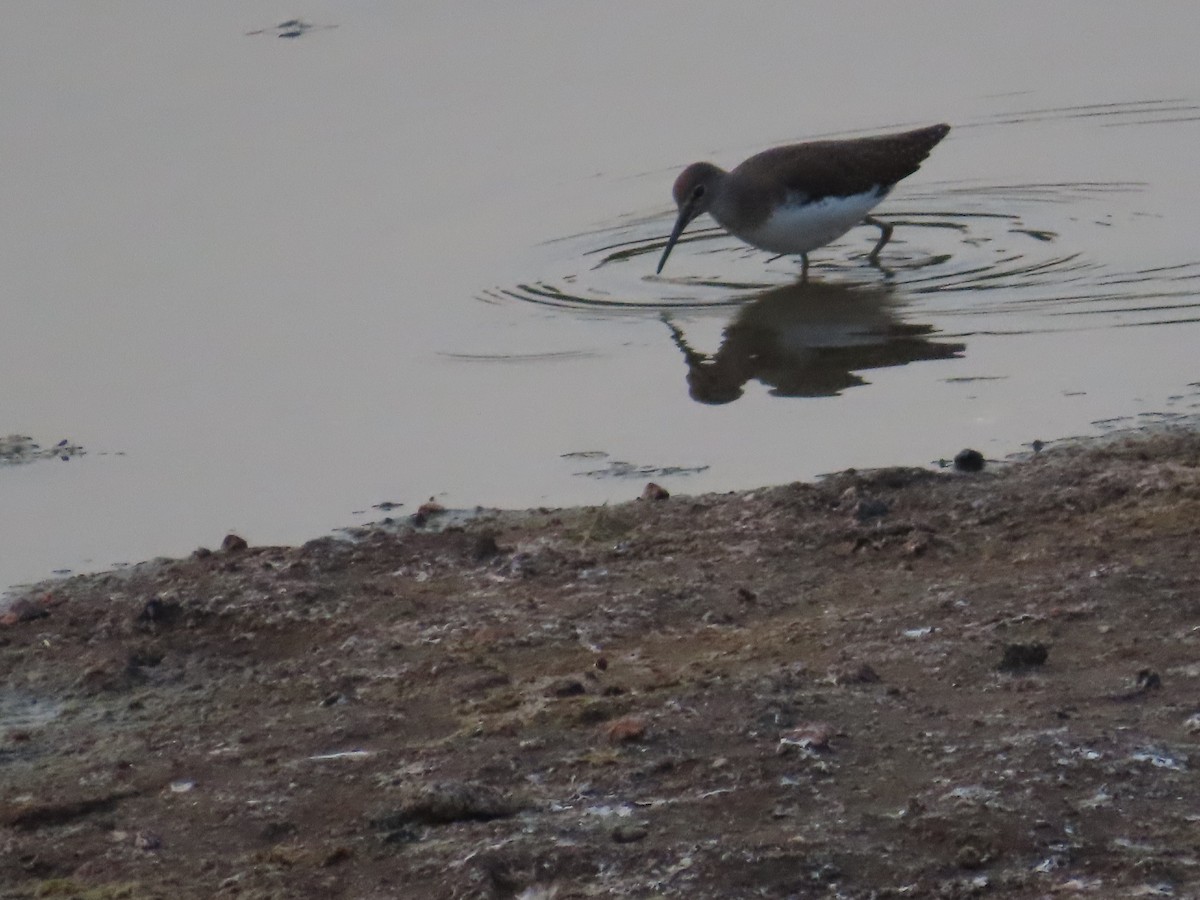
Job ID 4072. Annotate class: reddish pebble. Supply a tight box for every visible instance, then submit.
[604,715,647,744]
[779,722,835,750]
[641,482,669,501]
[0,598,50,627]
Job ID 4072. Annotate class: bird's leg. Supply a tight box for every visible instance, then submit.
[799,252,809,282]
[865,216,893,262]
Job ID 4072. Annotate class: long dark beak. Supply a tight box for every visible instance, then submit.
[656,204,695,274]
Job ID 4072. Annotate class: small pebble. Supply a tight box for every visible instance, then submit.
[221,534,248,552]
[954,449,985,472]
[603,716,647,744]
[612,824,648,843]
[642,482,669,501]
[134,831,162,851]
[1136,669,1162,692]
[854,497,890,521]
[998,642,1048,671]
[417,499,446,517]
[472,534,500,561]
[779,721,835,751]
[548,679,586,698]
[0,598,49,627]
[956,843,985,869]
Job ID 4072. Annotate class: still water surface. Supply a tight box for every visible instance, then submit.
[3,4,1199,590]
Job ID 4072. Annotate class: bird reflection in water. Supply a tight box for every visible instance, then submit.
[663,280,965,405]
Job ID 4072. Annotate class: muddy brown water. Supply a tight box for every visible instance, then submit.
[3,4,1200,591]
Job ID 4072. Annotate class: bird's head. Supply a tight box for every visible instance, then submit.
[657,162,724,274]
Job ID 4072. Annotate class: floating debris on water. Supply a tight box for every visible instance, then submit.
[0,435,84,465]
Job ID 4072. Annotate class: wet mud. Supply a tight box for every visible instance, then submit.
[4,429,1200,897]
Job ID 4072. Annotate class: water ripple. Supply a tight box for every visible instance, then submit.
[485,176,1200,337]
[965,97,1200,129]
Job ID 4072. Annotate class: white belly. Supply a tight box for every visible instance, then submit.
[730,191,884,255]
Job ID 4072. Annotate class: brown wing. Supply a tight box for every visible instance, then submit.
[734,124,951,202]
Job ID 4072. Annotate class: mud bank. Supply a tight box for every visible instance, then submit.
[4,430,1200,898]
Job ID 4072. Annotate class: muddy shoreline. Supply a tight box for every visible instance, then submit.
[4,429,1200,898]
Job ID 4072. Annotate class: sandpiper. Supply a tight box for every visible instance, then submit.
[657,124,950,277]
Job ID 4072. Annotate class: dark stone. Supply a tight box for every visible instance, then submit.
[136,598,180,626]
[472,533,500,561]
[1,598,49,625]
[998,642,1048,671]
[260,820,298,842]
[221,534,248,552]
[126,648,164,670]
[1136,669,1162,691]
[370,782,522,828]
[612,824,648,843]
[548,679,586,698]
[854,498,890,521]
[642,482,670,501]
[954,449,985,472]
[2,791,134,830]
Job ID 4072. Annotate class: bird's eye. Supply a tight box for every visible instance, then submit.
[693,185,706,199]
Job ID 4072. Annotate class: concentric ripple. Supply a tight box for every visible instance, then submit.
[483,176,1200,336]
